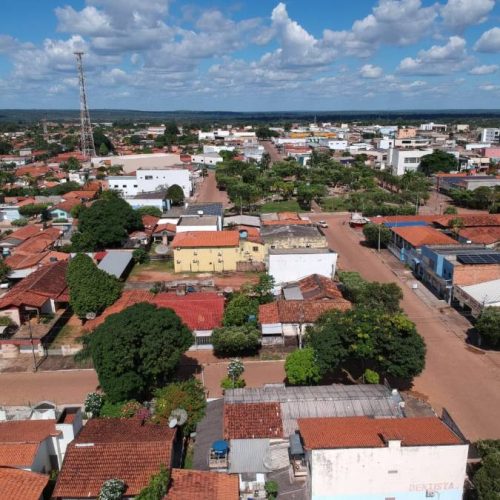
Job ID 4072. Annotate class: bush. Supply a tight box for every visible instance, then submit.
[362,223,392,248]
[212,325,260,357]
[476,308,500,348]
[98,479,125,500]
[136,466,170,500]
[220,376,246,389]
[84,392,104,417]
[0,316,12,326]
[364,368,380,384]
[265,480,279,500]
[285,348,322,385]
[11,218,28,226]
[443,206,457,215]
[133,248,149,264]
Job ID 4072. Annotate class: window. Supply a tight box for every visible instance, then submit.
[133,185,138,188]
[122,185,127,188]
[253,246,258,252]
[145,175,153,180]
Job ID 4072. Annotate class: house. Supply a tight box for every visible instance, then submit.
[97,250,134,279]
[167,469,239,499]
[5,250,69,280]
[259,299,351,346]
[268,248,337,291]
[298,416,468,500]
[419,245,500,302]
[83,290,225,349]
[152,222,177,244]
[49,199,81,221]
[261,224,327,252]
[453,279,500,318]
[52,418,178,499]
[214,384,404,498]
[191,152,223,166]
[0,406,83,472]
[172,231,265,273]
[0,260,69,325]
[124,190,169,212]
[389,225,458,268]
[176,215,219,233]
[0,225,46,254]
[106,167,192,198]
[0,467,48,500]
[389,147,433,176]
[281,274,345,301]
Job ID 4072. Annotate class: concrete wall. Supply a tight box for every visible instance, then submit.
[268,252,337,288]
[310,443,468,500]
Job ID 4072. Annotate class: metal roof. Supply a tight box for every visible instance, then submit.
[228,439,270,473]
[184,203,223,217]
[458,279,500,305]
[225,384,403,436]
[224,215,261,228]
[97,250,133,278]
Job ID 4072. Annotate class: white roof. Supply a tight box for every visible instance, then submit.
[458,279,500,306]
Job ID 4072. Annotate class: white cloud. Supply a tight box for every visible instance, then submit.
[469,64,498,75]
[397,36,470,75]
[359,64,383,78]
[479,83,500,91]
[441,0,495,31]
[56,6,111,36]
[474,27,500,53]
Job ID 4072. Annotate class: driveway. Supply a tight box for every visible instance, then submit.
[309,212,500,441]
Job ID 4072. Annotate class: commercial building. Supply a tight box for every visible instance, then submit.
[454,279,500,318]
[92,153,183,174]
[390,148,434,176]
[480,127,500,143]
[191,152,223,166]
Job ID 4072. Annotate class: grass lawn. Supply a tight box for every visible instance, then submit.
[129,259,173,276]
[50,324,81,347]
[259,200,301,212]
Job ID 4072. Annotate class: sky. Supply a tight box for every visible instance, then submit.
[0,0,500,111]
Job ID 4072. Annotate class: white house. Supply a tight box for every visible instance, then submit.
[298,416,468,500]
[481,128,500,143]
[268,248,337,292]
[106,167,191,198]
[318,139,348,151]
[191,152,223,166]
[203,145,235,154]
[390,148,433,176]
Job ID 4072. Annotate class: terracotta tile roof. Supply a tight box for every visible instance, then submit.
[15,166,50,178]
[0,260,68,309]
[12,230,60,255]
[432,214,500,228]
[298,416,463,449]
[0,420,59,467]
[1,224,43,243]
[372,215,438,225]
[224,402,283,439]
[459,226,500,245]
[62,190,98,201]
[259,299,351,324]
[296,274,344,300]
[51,198,81,214]
[153,223,177,235]
[53,419,176,498]
[172,231,239,248]
[391,226,458,247]
[83,290,225,332]
[167,469,239,500]
[142,214,160,231]
[0,467,49,500]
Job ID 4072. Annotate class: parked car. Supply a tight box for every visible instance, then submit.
[317,220,328,228]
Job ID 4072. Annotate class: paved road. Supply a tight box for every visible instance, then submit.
[0,369,99,406]
[260,140,283,164]
[310,213,500,441]
[192,171,230,207]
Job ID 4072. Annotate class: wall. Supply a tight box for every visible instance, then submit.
[268,252,337,289]
[453,264,500,286]
[310,443,468,500]
[30,439,53,473]
[263,234,327,252]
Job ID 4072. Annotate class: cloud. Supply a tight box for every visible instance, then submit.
[479,83,500,91]
[56,6,111,36]
[397,36,470,75]
[359,64,383,78]
[440,0,495,31]
[474,27,500,53]
[469,64,498,75]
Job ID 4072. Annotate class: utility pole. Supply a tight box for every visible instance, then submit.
[377,224,381,253]
[74,52,96,159]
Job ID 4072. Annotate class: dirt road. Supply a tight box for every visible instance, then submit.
[260,140,283,164]
[192,171,230,207]
[310,213,500,441]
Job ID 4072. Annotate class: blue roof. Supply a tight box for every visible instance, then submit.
[212,440,229,453]
[384,221,429,228]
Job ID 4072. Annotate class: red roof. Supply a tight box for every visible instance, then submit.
[83,290,225,332]
[224,403,284,439]
[391,226,458,247]
[259,299,351,324]
[298,417,463,449]
[0,260,68,309]
[0,468,49,500]
[63,190,98,201]
[432,214,500,228]
[172,231,240,248]
[167,469,239,500]
[2,224,43,243]
[295,274,345,300]
[458,226,500,245]
[53,419,176,498]
[153,223,177,235]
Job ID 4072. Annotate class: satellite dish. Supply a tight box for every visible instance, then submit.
[168,418,178,428]
[85,312,96,320]
[169,408,188,426]
[155,244,169,255]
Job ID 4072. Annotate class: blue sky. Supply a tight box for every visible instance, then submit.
[0,0,500,111]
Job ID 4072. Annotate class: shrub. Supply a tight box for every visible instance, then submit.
[98,479,126,500]
[220,376,246,389]
[285,348,321,385]
[133,248,149,264]
[11,218,28,226]
[212,325,260,357]
[265,480,279,500]
[364,368,380,384]
[84,392,104,417]
[136,466,170,500]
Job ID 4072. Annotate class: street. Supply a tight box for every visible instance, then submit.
[309,213,500,441]
[192,170,230,207]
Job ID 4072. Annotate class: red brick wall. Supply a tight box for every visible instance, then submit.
[454,264,500,286]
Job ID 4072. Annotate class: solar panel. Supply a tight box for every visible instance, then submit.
[457,254,500,265]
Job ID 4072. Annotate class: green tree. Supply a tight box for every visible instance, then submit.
[476,308,500,348]
[0,260,11,282]
[11,218,28,227]
[93,128,114,153]
[166,184,185,206]
[212,325,260,357]
[443,206,458,215]
[84,392,104,417]
[362,223,392,249]
[223,293,259,326]
[18,203,49,218]
[137,206,162,217]
[474,440,500,500]
[249,273,275,304]
[264,480,279,500]
[418,150,457,176]
[86,303,193,402]
[285,348,322,385]
[67,253,123,318]
[0,140,12,155]
[71,192,143,251]
[136,467,170,500]
[61,157,81,171]
[153,379,206,436]
[132,248,149,264]
[99,142,109,156]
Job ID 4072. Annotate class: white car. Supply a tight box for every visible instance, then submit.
[317,220,328,228]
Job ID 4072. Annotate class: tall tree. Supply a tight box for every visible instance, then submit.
[419,150,457,176]
[87,303,193,402]
[166,184,184,206]
[475,308,500,348]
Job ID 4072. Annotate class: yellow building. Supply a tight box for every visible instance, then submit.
[171,231,265,273]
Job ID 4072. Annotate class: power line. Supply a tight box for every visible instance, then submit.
[74,51,96,159]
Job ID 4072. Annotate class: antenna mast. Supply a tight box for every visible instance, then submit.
[74,51,96,159]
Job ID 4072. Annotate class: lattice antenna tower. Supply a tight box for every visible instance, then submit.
[74,51,96,158]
